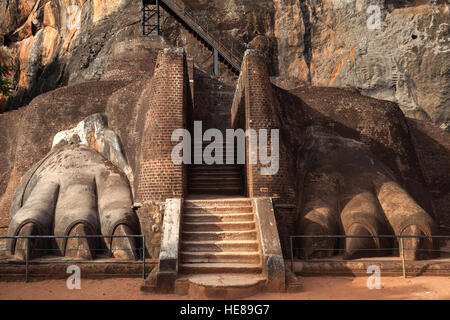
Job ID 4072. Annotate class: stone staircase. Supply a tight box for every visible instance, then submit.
[179,198,261,274]
[143,139,287,297]
[175,198,266,298]
[188,165,244,195]
[172,121,270,298]
[188,141,244,195]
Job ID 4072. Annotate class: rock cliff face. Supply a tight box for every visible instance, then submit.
[173,0,449,127]
[0,0,448,128]
[0,0,142,110]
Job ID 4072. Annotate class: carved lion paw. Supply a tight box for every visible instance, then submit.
[297,126,439,260]
[7,144,140,260]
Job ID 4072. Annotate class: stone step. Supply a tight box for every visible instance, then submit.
[181,230,257,241]
[188,170,242,176]
[183,213,254,223]
[179,263,262,274]
[188,173,242,180]
[190,170,241,175]
[192,147,242,152]
[188,182,243,188]
[192,142,241,148]
[180,240,259,252]
[191,149,241,155]
[184,199,252,207]
[188,190,244,196]
[180,251,261,264]
[189,163,243,168]
[190,156,242,161]
[188,165,242,171]
[190,157,243,163]
[183,206,253,214]
[174,274,266,299]
[182,221,256,232]
[189,161,242,166]
[189,175,242,181]
[192,142,241,147]
[188,178,242,185]
[188,186,243,194]
[188,183,242,189]
[191,151,241,156]
[191,153,241,159]
[192,141,224,146]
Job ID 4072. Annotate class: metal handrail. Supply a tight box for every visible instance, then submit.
[0,234,146,282]
[289,234,450,278]
[160,0,243,71]
[290,235,450,239]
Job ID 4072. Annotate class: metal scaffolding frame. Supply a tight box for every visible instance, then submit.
[142,0,163,36]
[141,0,243,76]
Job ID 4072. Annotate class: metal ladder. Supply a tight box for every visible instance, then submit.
[141,0,243,75]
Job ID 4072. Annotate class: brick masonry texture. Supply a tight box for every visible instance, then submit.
[231,50,297,254]
[232,50,296,204]
[135,48,191,203]
[193,69,235,134]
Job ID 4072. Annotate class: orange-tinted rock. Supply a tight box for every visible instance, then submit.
[41,27,59,65]
[43,2,56,28]
[1,0,448,127]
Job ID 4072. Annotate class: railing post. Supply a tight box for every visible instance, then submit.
[141,0,145,36]
[142,235,146,279]
[290,236,294,273]
[156,0,160,36]
[25,237,29,283]
[305,237,309,261]
[153,0,242,74]
[400,236,406,278]
[213,48,219,77]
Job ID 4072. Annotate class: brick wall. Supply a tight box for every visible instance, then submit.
[187,56,195,109]
[231,50,297,254]
[233,50,296,204]
[135,48,191,203]
[193,69,235,133]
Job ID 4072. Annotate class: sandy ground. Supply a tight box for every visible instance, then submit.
[0,276,449,300]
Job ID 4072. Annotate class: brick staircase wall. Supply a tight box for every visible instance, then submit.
[231,50,297,255]
[135,48,193,203]
[193,69,235,133]
[231,50,295,202]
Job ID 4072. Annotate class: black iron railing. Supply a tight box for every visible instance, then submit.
[289,234,450,278]
[0,234,146,281]
[143,0,244,73]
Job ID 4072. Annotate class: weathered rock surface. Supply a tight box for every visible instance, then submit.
[0,0,142,111]
[407,118,450,229]
[8,143,140,260]
[0,37,165,235]
[0,37,448,262]
[1,0,448,128]
[276,84,450,234]
[143,0,450,127]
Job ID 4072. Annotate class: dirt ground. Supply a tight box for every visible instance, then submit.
[0,276,449,300]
